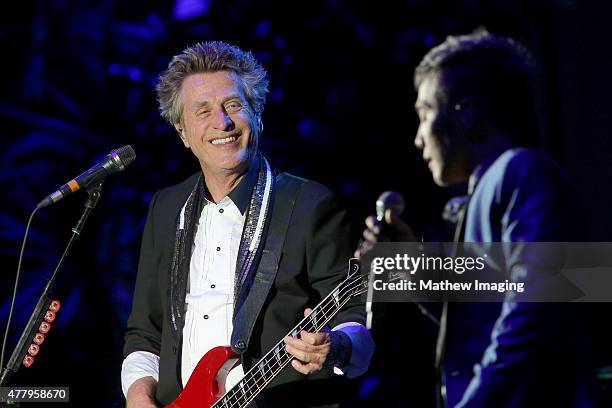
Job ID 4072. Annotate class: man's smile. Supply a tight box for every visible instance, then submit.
[210,135,239,145]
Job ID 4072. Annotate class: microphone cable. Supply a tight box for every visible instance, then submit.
[0,205,40,371]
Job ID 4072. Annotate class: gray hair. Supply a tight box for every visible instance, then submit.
[156,41,269,125]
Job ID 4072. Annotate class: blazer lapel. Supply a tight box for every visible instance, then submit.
[230,173,306,355]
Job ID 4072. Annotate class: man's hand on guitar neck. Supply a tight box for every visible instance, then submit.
[126,376,160,408]
[284,308,352,375]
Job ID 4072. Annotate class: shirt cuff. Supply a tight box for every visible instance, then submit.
[121,351,160,397]
[331,322,375,378]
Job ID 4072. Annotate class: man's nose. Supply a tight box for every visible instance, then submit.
[414,130,424,150]
[212,109,235,131]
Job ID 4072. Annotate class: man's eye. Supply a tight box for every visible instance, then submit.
[226,102,243,112]
[198,110,211,116]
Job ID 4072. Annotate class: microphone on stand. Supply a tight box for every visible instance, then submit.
[1,146,137,387]
[36,145,136,209]
[366,191,405,329]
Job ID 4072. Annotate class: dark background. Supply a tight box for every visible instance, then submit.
[1,0,611,406]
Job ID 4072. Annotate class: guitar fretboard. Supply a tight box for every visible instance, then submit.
[213,264,364,408]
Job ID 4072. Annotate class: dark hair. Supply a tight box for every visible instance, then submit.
[414,30,538,145]
[156,41,269,125]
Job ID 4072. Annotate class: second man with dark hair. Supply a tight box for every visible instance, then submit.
[359,31,596,407]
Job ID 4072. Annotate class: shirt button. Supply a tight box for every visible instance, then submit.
[216,246,221,251]
[211,284,216,289]
[203,314,209,320]
[219,208,224,213]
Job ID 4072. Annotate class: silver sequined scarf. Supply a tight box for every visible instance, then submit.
[232,156,274,313]
[168,155,274,334]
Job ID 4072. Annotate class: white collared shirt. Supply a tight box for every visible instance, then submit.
[180,195,243,387]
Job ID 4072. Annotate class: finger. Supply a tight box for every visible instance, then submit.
[291,359,323,374]
[365,216,381,232]
[362,229,379,243]
[286,343,325,366]
[385,209,417,239]
[300,331,328,346]
[291,359,318,375]
[384,209,399,226]
[385,209,409,231]
[285,337,316,354]
[285,343,310,362]
[385,208,409,230]
[291,359,310,374]
[303,308,313,317]
[356,241,374,258]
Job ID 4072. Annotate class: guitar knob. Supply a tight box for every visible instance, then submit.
[33,333,45,345]
[23,355,34,367]
[44,311,56,323]
[28,344,40,356]
[39,322,51,334]
[49,300,61,312]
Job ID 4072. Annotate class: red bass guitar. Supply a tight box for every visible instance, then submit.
[167,259,366,408]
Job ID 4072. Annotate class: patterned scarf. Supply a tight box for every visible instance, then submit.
[168,154,274,335]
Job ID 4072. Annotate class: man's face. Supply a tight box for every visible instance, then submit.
[178,71,257,175]
[414,73,470,186]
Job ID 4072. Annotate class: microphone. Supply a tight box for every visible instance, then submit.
[376,191,405,222]
[36,145,136,209]
[366,191,406,329]
[366,191,405,329]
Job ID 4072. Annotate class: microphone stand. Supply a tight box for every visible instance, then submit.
[0,181,105,388]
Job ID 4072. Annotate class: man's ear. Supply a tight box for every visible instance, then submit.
[452,98,480,142]
[174,124,189,148]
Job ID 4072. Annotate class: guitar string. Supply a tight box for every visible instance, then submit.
[219,268,413,408]
[213,275,366,408]
[213,277,364,408]
[218,268,409,407]
[214,290,354,408]
[216,292,353,408]
[224,275,365,398]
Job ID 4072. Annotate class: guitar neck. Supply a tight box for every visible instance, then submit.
[213,275,359,408]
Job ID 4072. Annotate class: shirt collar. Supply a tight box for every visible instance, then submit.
[468,148,517,195]
[201,156,259,215]
[468,165,483,195]
[228,155,259,215]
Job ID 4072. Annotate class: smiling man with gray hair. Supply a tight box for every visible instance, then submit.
[122,41,374,407]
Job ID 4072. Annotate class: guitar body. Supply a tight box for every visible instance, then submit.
[166,346,238,408]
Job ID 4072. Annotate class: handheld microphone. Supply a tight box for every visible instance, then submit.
[376,191,405,222]
[36,145,136,209]
[366,191,405,329]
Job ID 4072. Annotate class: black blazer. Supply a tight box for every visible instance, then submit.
[123,170,364,406]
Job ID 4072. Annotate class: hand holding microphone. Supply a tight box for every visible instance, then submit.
[354,191,416,258]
